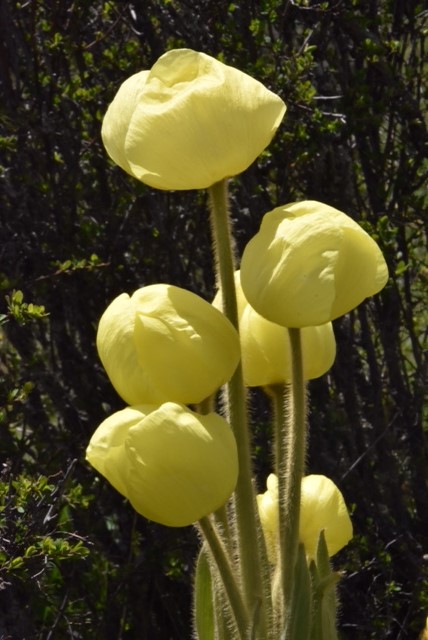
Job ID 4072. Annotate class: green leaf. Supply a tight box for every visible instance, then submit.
[316,530,331,579]
[311,531,341,640]
[283,544,312,640]
[193,548,215,640]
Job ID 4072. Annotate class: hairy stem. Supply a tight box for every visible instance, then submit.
[208,179,271,638]
[280,328,307,638]
[198,516,249,639]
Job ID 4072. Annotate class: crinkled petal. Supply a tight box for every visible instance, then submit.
[101,70,149,176]
[131,284,240,402]
[86,405,153,496]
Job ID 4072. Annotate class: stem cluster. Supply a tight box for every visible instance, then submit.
[196,180,314,639]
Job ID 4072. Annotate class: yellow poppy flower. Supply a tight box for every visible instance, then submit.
[86,403,238,527]
[257,474,353,563]
[97,284,240,405]
[240,201,388,327]
[102,49,286,190]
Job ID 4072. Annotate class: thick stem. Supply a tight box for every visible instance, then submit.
[268,382,289,623]
[214,504,232,552]
[198,516,249,639]
[280,328,307,639]
[268,383,288,481]
[208,180,239,327]
[208,180,270,638]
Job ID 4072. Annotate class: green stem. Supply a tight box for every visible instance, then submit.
[208,180,239,328]
[268,383,288,481]
[214,503,233,553]
[268,382,288,623]
[208,180,270,638]
[280,328,307,639]
[213,578,232,640]
[198,516,249,639]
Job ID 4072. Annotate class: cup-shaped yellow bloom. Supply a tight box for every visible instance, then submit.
[213,271,336,386]
[101,48,286,190]
[240,201,389,327]
[86,403,238,527]
[97,284,240,405]
[257,474,353,563]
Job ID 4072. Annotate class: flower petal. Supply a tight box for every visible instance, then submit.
[101,70,149,176]
[86,405,153,496]
[300,474,353,559]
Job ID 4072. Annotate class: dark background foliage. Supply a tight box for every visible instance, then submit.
[0,0,427,638]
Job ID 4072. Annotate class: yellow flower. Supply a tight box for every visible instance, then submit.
[240,201,389,327]
[256,474,279,563]
[101,49,286,190]
[213,271,336,386]
[300,474,353,560]
[257,474,353,563]
[86,403,238,527]
[97,284,240,406]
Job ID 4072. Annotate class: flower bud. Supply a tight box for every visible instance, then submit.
[97,284,240,405]
[213,271,336,386]
[86,403,238,527]
[257,474,353,563]
[102,49,286,190]
[240,201,388,327]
